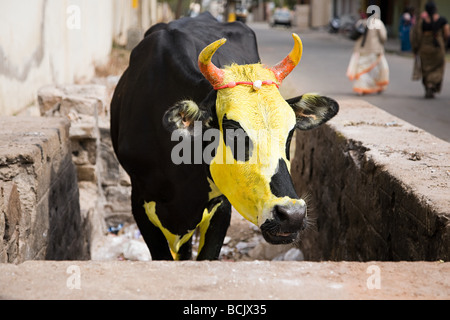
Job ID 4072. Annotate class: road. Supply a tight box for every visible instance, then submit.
[249,23,450,142]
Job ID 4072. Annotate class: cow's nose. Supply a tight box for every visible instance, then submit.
[273,203,306,230]
[260,201,307,244]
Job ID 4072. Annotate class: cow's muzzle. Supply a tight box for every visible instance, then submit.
[260,203,306,244]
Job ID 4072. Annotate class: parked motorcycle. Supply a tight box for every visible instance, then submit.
[328,14,358,39]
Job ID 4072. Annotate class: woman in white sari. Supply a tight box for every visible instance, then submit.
[346,13,389,95]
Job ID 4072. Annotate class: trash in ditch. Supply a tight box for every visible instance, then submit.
[107,223,123,235]
[92,223,151,261]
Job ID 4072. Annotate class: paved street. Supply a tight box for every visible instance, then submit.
[250,23,450,142]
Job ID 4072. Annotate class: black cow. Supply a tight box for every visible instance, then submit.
[110,12,338,260]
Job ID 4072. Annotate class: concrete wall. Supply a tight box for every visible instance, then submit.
[0,0,169,117]
[0,117,90,263]
[0,0,116,116]
[291,100,450,261]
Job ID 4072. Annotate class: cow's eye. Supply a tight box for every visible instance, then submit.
[285,128,295,161]
[222,116,253,162]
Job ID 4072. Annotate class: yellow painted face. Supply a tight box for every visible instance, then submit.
[209,63,302,227]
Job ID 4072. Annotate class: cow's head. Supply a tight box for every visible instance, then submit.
[164,34,338,245]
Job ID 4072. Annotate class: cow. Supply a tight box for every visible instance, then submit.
[110,12,338,260]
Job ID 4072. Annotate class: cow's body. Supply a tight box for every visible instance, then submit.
[111,12,338,260]
[111,13,258,260]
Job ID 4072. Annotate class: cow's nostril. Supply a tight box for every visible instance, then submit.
[273,204,306,227]
[273,205,290,222]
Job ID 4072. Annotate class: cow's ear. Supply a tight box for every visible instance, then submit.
[163,100,214,134]
[287,94,339,130]
[163,91,217,134]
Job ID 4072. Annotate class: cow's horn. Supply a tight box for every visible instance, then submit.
[269,33,303,84]
[198,38,226,88]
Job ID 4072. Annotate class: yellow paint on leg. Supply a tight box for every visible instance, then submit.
[207,177,222,200]
[197,201,222,255]
[143,200,220,260]
[143,201,195,259]
[170,249,179,260]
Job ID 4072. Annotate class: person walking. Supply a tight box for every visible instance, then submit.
[346,11,389,95]
[399,8,414,52]
[411,1,450,98]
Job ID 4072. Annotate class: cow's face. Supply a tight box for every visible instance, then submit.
[164,34,338,244]
[211,64,303,243]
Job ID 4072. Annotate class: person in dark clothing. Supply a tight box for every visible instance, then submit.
[411,1,450,98]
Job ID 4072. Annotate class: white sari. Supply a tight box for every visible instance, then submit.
[346,52,389,94]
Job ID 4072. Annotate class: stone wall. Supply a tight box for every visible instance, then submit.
[291,100,450,261]
[37,83,133,259]
[0,117,90,262]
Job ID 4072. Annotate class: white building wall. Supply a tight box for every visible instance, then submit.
[0,0,115,115]
[310,0,332,28]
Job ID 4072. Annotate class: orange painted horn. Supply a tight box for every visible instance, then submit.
[269,33,303,84]
[198,38,226,88]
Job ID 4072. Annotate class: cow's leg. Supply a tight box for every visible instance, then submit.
[177,238,193,260]
[197,196,231,260]
[131,187,173,260]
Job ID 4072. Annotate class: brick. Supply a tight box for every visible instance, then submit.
[37,84,107,117]
[37,85,64,115]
